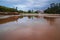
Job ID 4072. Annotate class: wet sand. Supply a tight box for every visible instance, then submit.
[0,16,60,40]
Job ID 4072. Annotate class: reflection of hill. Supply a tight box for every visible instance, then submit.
[19,16,23,19]
[0,16,19,24]
[44,17,56,25]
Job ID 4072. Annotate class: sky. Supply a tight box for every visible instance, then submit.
[0,0,60,11]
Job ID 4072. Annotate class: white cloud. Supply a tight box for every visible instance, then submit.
[13,0,50,10]
[14,4,28,10]
[2,0,20,2]
[1,0,59,10]
[15,5,27,8]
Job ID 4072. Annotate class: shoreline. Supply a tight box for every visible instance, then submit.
[0,14,60,19]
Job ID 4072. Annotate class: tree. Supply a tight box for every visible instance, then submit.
[18,10,24,13]
[44,3,60,14]
[34,10,39,13]
[0,6,18,12]
[28,10,32,13]
[50,3,55,8]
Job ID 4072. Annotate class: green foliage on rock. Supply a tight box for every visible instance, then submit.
[0,5,39,14]
[0,6,18,12]
[44,3,60,14]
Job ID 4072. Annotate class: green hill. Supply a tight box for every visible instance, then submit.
[0,6,18,12]
[44,3,60,14]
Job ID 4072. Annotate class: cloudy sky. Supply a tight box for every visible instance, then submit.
[0,0,60,11]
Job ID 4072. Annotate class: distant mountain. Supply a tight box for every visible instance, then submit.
[0,6,18,12]
[44,3,60,14]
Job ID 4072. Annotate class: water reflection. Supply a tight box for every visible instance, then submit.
[0,16,19,24]
[0,15,60,40]
[34,16,41,18]
[0,16,59,25]
[44,17,56,25]
[18,16,23,19]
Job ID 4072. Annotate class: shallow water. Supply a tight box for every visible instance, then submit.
[0,16,60,40]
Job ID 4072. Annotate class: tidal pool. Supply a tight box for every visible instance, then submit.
[0,16,60,40]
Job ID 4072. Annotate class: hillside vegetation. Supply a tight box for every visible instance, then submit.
[0,6,18,12]
[44,3,60,14]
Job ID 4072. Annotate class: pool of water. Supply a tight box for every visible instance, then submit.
[0,16,60,40]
